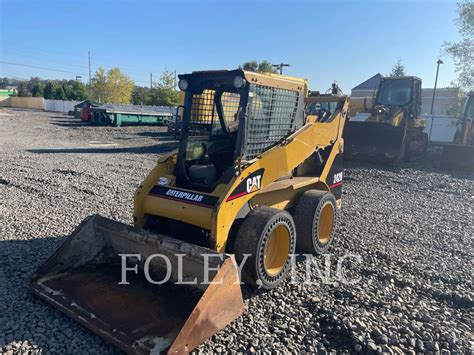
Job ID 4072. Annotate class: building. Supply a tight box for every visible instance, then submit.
[421,87,460,115]
[351,73,382,98]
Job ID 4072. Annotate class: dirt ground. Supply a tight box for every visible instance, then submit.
[0,108,472,354]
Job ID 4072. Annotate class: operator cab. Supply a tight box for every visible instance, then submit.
[374,76,421,117]
[175,70,305,192]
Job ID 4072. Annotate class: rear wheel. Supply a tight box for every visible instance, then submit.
[233,207,296,289]
[293,190,337,254]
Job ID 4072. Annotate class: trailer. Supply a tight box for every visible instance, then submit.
[90,104,175,127]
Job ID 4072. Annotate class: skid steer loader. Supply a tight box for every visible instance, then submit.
[31,69,349,354]
[440,91,474,171]
[344,76,428,163]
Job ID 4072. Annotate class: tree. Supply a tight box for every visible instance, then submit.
[105,68,134,104]
[67,80,88,101]
[149,69,179,106]
[16,82,30,97]
[43,81,56,99]
[388,59,406,77]
[241,60,259,72]
[90,67,108,102]
[53,85,67,100]
[90,67,133,104]
[443,0,473,89]
[240,60,277,73]
[131,86,151,105]
[257,60,275,73]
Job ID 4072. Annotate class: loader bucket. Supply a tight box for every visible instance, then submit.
[441,144,474,171]
[343,121,406,163]
[30,215,244,354]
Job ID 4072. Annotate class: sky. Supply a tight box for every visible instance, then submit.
[0,0,462,93]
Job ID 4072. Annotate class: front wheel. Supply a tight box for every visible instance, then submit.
[233,207,296,289]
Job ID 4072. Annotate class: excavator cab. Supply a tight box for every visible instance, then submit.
[344,76,427,163]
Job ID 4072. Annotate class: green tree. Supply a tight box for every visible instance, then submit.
[53,85,67,100]
[388,59,406,77]
[131,86,151,105]
[149,69,179,106]
[90,67,133,103]
[257,60,275,73]
[105,68,134,104]
[240,60,277,73]
[26,77,42,96]
[43,81,56,99]
[90,67,108,102]
[443,0,473,89]
[66,80,88,101]
[16,82,30,97]
[241,60,259,72]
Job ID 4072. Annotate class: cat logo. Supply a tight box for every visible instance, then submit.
[226,168,265,202]
[246,175,262,193]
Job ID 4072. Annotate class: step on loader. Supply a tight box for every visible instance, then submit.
[344,76,428,163]
[31,69,349,354]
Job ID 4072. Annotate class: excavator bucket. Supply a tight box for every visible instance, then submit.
[441,144,474,171]
[343,121,406,163]
[30,215,244,354]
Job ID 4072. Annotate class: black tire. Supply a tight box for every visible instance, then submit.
[233,207,296,289]
[293,190,337,255]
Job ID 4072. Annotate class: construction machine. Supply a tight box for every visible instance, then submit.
[440,91,474,171]
[344,76,428,163]
[30,69,349,354]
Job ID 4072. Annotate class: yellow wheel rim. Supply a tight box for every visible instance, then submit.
[263,224,290,276]
[317,202,334,245]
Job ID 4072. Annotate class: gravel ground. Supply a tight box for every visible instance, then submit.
[0,108,472,354]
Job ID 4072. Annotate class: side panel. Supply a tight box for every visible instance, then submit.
[325,154,343,201]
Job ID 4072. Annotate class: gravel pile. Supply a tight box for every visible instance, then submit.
[1,108,472,354]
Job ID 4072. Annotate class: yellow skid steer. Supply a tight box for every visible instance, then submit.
[31,70,349,354]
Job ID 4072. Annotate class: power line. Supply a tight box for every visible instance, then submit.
[0,61,87,76]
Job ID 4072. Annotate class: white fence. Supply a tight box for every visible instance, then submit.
[44,100,80,113]
[422,114,458,143]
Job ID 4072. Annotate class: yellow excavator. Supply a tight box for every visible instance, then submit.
[345,76,428,163]
[440,91,474,171]
[30,70,349,354]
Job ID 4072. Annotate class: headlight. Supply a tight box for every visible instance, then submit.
[233,76,246,89]
[178,79,188,91]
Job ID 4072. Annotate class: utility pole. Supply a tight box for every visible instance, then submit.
[272,63,290,75]
[429,59,443,141]
[430,59,443,115]
[150,72,153,89]
[88,51,92,95]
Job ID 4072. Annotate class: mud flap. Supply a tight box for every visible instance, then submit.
[30,215,244,354]
[441,144,474,171]
[343,121,407,163]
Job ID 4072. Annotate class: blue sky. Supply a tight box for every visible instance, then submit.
[0,0,461,92]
